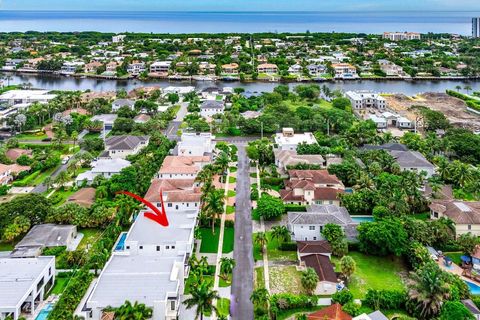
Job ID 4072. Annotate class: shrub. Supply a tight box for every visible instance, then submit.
[42,246,67,257]
[332,289,354,305]
[278,242,298,251]
[270,293,318,311]
[342,302,361,317]
[362,289,407,311]
[284,204,307,212]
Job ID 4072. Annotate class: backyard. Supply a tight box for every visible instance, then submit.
[332,251,407,298]
[198,227,235,254]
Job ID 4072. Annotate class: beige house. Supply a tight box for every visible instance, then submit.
[429,200,480,237]
[257,63,278,74]
[221,63,239,74]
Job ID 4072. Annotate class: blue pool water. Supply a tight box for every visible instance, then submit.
[351,216,375,223]
[35,304,53,320]
[465,280,480,295]
[114,232,128,251]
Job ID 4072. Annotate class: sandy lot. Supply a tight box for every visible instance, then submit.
[384,92,480,131]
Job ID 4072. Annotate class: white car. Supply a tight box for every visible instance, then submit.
[62,156,71,165]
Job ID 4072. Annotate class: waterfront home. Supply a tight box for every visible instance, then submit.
[60,61,84,75]
[157,156,211,180]
[199,62,216,74]
[176,132,215,157]
[105,61,118,73]
[127,61,146,76]
[345,91,387,110]
[306,64,327,77]
[76,158,131,186]
[274,149,324,172]
[332,63,358,79]
[280,170,345,206]
[2,59,24,70]
[0,257,55,320]
[288,64,303,76]
[429,200,480,237]
[287,205,357,241]
[257,63,278,74]
[101,135,149,159]
[274,128,318,151]
[378,59,409,78]
[84,61,103,74]
[200,100,225,118]
[150,61,171,74]
[111,98,135,112]
[0,90,57,107]
[221,63,239,75]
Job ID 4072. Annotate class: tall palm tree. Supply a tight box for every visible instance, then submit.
[254,232,268,254]
[219,257,236,281]
[183,282,220,320]
[464,85,473,95]
[250,288,270,309]
[215,151,230,176]
[270,226,290,244]
[203,188,225,234]
[54,171,70,190]
[407,262,450,319]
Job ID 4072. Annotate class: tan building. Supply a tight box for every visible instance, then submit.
[257,63,278,74]
[157,156,211,180]
[221,63,239,74]
[429,200,480,237]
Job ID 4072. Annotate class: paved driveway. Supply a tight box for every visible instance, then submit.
[230,146,254,320]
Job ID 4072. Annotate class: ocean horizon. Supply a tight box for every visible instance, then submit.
[0,10,478,34]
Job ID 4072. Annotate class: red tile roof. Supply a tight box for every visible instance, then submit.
[297,241,332,254]
[301,254,337,283]
[308,304,352,320]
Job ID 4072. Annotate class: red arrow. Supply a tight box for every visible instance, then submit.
[116,190,169,227]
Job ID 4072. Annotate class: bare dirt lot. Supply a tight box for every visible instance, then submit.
[384,93,480,131]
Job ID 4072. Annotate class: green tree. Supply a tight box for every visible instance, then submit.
[114,300,153,320]
[54,170,70,190]
[250,288,270,310]
[340,256,356,284]
[183,281,220,320]
[254,232,268,254]
[439,301,475,320]
[458,232,478,256]
[203,188,225,234]
[219,257,236,281]
[270,225,290,244]
[256,194,285,220]
[301,267,319,295]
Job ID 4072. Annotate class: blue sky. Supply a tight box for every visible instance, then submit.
[1,0,480,11]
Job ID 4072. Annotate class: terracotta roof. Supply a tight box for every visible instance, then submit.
[301,254,337,283]
[0,163,30,175]
[308,304,352,320]
[297,241,332,254]
[288,170,343,186]
[158,156,210,175]
[144,179,201,203]
[5,148,32,161]
[280,187,343,202]
[429,200,480,224]
[67,187,96,208]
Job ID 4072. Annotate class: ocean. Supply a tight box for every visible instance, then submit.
[0,10,478,34]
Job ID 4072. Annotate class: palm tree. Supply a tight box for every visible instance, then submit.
[44,176,52,190]
[407,262,450,319]
[203,188,225,234]
[340,256,356,284]
[215,151,230,177]
[464,85,473,95]
[254,232,268,254]
[71,130,79,150]
[301,267,319,295]
[54,171,70,190]
[250,288,269,309]
[270,225,290,244]
[219,257,236,281]
[114,300,153,320]
[455,85,462,92]
[183,281,220,320]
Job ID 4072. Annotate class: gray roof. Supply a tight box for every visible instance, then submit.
[361,143,409,152]
[200,100,225,109]
[462,299,480,315]
[13,224,76,253]
[112,99,135,107]
[105,135,149,151]
[0,257,54,308]
[288,205,353,225]
[368,311,389,320]
[388,150,434,169]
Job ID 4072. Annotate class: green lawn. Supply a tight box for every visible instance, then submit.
[226,205,235,214]
[249,172,257,178]
[229,166,237,173]
[199,227,234,253]
[0,241,14,251]
[445,251,463,265]
[255,267,265,289]
[82,132,101,140]
[33,167,58,186]
[16,132,48,140]
[219,274,232,287]
[51,276,71,294]
[253,231,297,262]
[78,228,103,250]
[204,298,230,318]
[227,190,236,198]
[228,176,236,183]
[332,252,407,298]
[50,188,76,205]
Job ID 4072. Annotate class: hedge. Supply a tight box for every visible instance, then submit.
[270,293,318,312]
[284,204,307,212]
[362,289,407,311]
[279,242,298,251]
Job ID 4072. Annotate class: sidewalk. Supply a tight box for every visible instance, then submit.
[256,164,271,292]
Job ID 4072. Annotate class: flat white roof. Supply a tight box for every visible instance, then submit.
[346,90,385,101]
[0,256,54,308]
[274,132,317,146]
[0,90,56,100]
[91,114,118,124]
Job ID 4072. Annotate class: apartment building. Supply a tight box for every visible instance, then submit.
[383,32,421,41]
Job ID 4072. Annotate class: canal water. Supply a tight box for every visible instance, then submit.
[2,73,480,95]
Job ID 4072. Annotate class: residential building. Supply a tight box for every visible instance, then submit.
[288,64,303,76]
[90,114,118,132]
[221,63,239,74]
[60,61,84,74]
[144,179,201,211]
[102,135,149,159]
[474,18,480,38]
[307,304,352,320]
[368,115,387,129]
[127,61,146,76]
[84,61,103,73]
[112,34,126,43]
[177,132,215,156]
[300,253,338,295]
[462,299,480,320]
[383,32,421,41]
[332,63,358,79]
[378,59,408,78]
[0,90,57,107]
[257,63,278,74]
[150,61,171,74]
[157,156,210,179]
[76,158,131,185]
[353,311,389,320]
[67,188,96,208]
[429,200,480,237]
[274,128,318,151]
[10,224,77,258]
[0,164,30,185]
[345,91,387,110]
[280,170,345,206]
[198,62,216,74]
[274,150,324,172]
[5,148,32,162]
[199,100,225,118]
[133,114,151,124]
[111,99,135,112]
[2,59,24,70]
[0,256,55,320]
[287,205,357,241]
[306,64,327,77]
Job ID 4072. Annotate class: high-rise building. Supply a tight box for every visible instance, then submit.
[473,18,480,38]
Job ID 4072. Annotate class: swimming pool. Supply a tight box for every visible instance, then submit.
[35,303,53,320]
[351,216,375,223]
[465,280,480,295]
[114,232,128,251]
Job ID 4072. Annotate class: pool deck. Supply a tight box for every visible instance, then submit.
[437,256,480,286]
